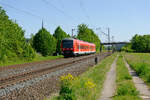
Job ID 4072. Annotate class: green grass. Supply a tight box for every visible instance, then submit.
[49,53,117,100]
[113,55,141,100]
[124,53,150,87]
[0,54,63,67]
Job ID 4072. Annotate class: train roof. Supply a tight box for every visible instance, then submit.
[62,38,95,46]
[63,38,74,40]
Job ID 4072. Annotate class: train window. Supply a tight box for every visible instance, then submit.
[62,40,73,48]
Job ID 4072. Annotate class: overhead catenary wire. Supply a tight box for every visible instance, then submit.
[0,2,44,38]
[56,0,64,9]
[0,2,60,38]
[41,0,75,21]
[0,2,60,26]
[0,2,42,20]
[79,0,93,25]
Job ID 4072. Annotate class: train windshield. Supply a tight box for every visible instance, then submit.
[62,40,73,48]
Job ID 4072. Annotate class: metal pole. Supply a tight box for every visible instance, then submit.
[72,29,75,38]
[107,28,110,51]
[108,28,110,43]
[72,29,73,37]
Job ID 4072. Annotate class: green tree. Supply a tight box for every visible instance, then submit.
[53,26,69,54]
[143,35,150,52]
[0,7,35,62]
[121,43,134,52]
[77,24,101,52]
[28,33,34,47]
[33,28,56,56]
[130,34,150,52]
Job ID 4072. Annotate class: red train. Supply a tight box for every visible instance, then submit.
[61,38,96,57]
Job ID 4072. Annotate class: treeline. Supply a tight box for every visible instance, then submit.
[32,26,70,56]
[0,7,101,63]
[31,24,101,56]
[122,34,150,52]
[77,24,101,52]
[0,7,35,63]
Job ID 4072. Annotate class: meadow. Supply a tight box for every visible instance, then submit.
[113,55,140,100]
[0,54,63,67]
[124,53,150,87]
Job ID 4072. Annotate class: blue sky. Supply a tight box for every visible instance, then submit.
[0,0,150,42]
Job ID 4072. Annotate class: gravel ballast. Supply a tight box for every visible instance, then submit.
[0,53,111,100]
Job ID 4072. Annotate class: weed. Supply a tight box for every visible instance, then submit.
[117,82,139,96]
[53,54,117,100]
[59,73,76,100]
[114,55,140,100]
[125,53,150,86]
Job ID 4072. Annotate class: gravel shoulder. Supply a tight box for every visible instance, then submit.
[124,57,150,100]
[99,55,118,100]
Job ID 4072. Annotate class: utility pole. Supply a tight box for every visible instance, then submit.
[72,28,75,38]
[107,28,110,50]
[42,20,44,29]
[112,36,114,42]
[100,27,111,43]
[108,28,110,43]
[100,27,111,50]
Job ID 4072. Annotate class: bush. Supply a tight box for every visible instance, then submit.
[130,63,149,78]
[0,6,35,63]
[53,26,69,54]
[131,34,150,52]
[146,73,150,82]
[33,28,56,56]
[58,73,96,100]
[23,44,36,60]
[59,73,76,100]
[117,83,139,96]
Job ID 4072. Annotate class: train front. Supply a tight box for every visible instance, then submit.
[61,38,74,57]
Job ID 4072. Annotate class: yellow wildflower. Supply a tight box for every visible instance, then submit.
[60,73,74,81]
[85,80,96,89]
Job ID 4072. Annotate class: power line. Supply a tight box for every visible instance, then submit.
[99,27,115,43]
[79,0,93,25]
[0,2,60,26]
[0,2,61,38]
[41,0,75,20]
[0,2,42,20]
[57,0,64,9]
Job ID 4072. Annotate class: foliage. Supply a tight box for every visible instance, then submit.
[77,24,101,52]
[125,53,150,85]
[130,34,150,53]
[33,28,56,56]
[51,53,116,100]
[53,26,69,54]
[0,7,35,64]
[113,55,140,100]
[0,54,63,67]
[58,73,97,100]
[121,43,134,52]
[28,33,34,47]
[59,73,76,100]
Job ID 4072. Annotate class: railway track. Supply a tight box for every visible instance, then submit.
[0,53,111,89]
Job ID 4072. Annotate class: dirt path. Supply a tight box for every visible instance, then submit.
[99,56,118,100]
[124,58,150,100]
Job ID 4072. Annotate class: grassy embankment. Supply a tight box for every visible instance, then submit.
[125,53,150,87]
[113,55,140,100]
[0,54,63,67]
[50,53,116,100]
